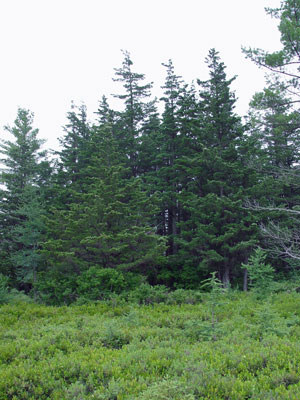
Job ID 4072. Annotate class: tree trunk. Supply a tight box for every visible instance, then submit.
[243,268,248,292]
[222,264,230,288]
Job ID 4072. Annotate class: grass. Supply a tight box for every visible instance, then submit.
[1,291,300,399]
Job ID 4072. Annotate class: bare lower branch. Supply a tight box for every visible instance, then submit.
[244,199,300,215]
[260,221,300,261]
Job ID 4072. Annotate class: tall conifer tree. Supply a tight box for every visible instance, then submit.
[112,50,155,176]
[41,125,166,303]
[179,50,257,287]
[0,108,48,285]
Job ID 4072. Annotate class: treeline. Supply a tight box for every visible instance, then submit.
[1,0,300,304]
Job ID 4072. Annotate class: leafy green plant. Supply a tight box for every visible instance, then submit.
[127,283,169,304]
[167,289,202,305]
[138,379,194,400]
[101,321,131,349]
[2,292,300,399]
[76,267,126,301]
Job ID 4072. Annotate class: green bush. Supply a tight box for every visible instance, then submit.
[76,267,126,301]
[167,289,202,305]
[35,272,78,305]
[0,275,33,305]
[138,379,195,400]
[127,283,169,304]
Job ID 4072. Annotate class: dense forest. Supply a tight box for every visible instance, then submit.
[1,0,300,305]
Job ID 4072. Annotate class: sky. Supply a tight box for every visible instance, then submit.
[0,0,282,152]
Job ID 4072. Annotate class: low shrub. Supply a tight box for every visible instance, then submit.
[2,292,300,398]
[127,283,169,304]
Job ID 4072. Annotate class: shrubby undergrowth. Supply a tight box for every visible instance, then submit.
[2,290,300,399]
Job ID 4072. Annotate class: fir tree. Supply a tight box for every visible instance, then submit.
[243,0,300,97]
[243,0,300,269]
[56,103,91,189]
[11,186,44,298]
[179,50,257,287]
[112,50,155,176]
[41,125,166,304]
[0,108,48,285]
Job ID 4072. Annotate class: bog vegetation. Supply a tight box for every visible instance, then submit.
[2,1,300,397]
[2,288,300,399]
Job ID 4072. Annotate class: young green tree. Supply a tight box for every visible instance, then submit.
[158,60,185,255]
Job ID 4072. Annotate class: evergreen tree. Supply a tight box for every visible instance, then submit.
[112,50,155,176]
[0,108,48,285]
[178,49,257,287]
[138,60,201,285]
[158,60,185,255]
[11,186,44,298]
[50,102,92,216]
[56,103,91,189]
[243,0,300,97]
[41,125,166,304]
[249,83,300,169]
[243,0,300,269]
[95,95,116,126]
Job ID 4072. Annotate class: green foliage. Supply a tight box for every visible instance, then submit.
[3,36,300,302]
[166,288,202,305]
[10,186,45,297]
[112,50,155,177]
[0,274,10,304]
[0,275,33,305]
[2,293,300,398]
[243,0,300,91]
[76,267,126,301]
[177,49,256,288]
[42,124,166,295]
[201,272,227,340]
[0,108,49,287]
[242,248,275,294]
[127,283,169,304]
[138,379,194,400]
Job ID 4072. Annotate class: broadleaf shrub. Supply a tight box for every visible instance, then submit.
[76,267,126,300]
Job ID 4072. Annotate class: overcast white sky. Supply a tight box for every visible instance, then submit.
[0,0,282,151]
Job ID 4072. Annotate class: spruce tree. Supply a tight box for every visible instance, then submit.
[0,108,48,286]
[41,125,166,304]
[11,186,44,298]
[249,84,300,169]
[243,0,300,96]
[243,0,300,268]
[112,50,155,176]
[139,60,201,285]
[179,50,257,287]
[56,103,91,190]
